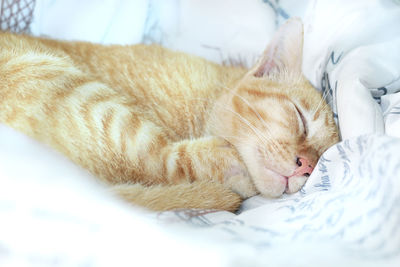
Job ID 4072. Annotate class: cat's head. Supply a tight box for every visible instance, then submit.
[214,18,339,197]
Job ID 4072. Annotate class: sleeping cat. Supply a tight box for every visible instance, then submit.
[0,18,338,212]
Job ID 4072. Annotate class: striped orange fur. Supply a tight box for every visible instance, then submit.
[0,19,338,211]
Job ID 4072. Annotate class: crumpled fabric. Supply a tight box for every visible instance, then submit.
[302,0,400,139]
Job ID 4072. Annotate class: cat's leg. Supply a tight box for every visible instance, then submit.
[107,132,256,211]
[156,135,258,198]
[109,180,242,211]
[100,116,257,198]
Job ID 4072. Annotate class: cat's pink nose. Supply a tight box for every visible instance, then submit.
[289,157,314,178]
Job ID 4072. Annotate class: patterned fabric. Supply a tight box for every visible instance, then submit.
[0,0,35,33]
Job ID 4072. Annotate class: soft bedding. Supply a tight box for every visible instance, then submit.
[1,127,399,266]
[1,0,400,266]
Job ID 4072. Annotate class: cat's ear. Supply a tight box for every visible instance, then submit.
[253,18,304,78]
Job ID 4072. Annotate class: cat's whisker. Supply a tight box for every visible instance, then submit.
[312,89,332,119]
[219,84,271,127]
[311,90,327,118]
[326,97,334,107]
[314,98,334,120]
[216,134,261,149]
[220,106,282,155]
[217,84,283,154]
[217,85,270,126]
[211,103,273,149]
[185,97,275,152]
[187,95,279,152]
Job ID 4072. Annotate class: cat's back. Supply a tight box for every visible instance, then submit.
[58,40,246,105]
[0,32,246,138]
[0,31,244,101]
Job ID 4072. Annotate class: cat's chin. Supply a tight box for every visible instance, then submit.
[253,167,288,198]
[285,175,308,194]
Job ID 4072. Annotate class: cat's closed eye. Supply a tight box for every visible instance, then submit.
[294,105,307,136]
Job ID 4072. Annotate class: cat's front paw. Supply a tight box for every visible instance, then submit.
[213,138,258,198]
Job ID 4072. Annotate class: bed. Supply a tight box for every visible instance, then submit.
[1,0,400,266]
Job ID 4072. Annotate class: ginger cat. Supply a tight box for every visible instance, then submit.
[0,18,338,212]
